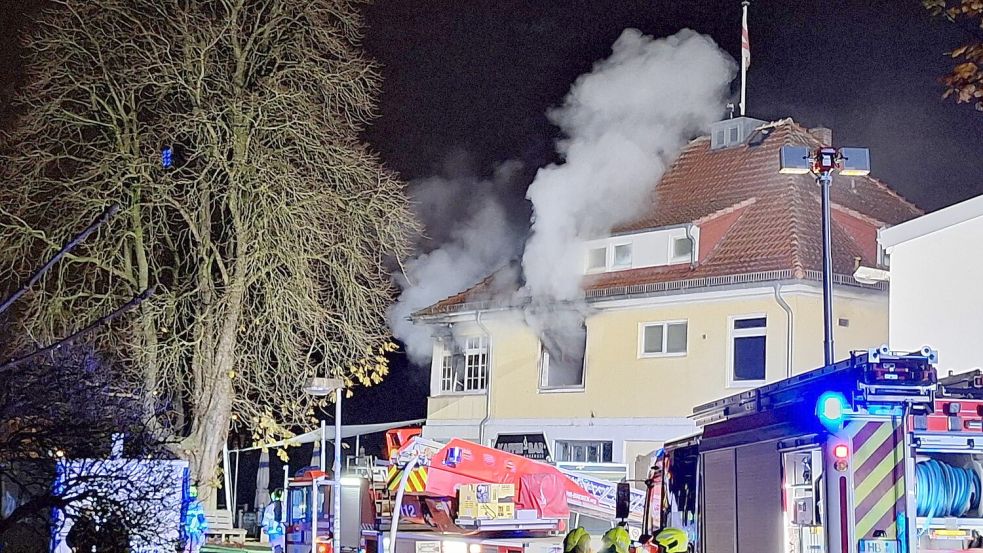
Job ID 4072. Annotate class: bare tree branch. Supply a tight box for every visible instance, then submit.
[0,204,119,317]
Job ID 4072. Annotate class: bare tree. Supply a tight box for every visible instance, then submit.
[0,348,181,552]
[0,0,414,502]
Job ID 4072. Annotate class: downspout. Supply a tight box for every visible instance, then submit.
[476,311,493,445]
[685,224,697,269]
[773,283,794,378]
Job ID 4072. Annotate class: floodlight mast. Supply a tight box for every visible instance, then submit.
[778,145,871,366]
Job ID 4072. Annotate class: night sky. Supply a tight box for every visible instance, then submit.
[1,1,982,439]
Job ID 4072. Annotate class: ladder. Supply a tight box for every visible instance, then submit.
[692,346,938,426]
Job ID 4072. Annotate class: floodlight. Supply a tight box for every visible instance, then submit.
[304,376,344,397]
[778,145,811,174]
[838,147,871,176]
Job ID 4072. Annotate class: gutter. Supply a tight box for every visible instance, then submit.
[773,283,794,378]
[684,224,697,269]
[475,311,493,445]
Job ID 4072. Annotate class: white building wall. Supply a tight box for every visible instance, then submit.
[886,210,983,375]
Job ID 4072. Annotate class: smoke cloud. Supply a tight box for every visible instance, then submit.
[391,28,736,367]
[522,29,736,302]
[389,162,525,364]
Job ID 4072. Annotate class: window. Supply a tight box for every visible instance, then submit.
[671,237,692,261]
[640,321,688,356]
[730,316,767,384]
[586,247,607,271]
[438,336,488,393]
[613,244,632,268]
[555,440,613,463]
[729,126,740,143]
[540,325,587,390]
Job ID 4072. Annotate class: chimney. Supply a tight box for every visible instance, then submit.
[809,127,832,146]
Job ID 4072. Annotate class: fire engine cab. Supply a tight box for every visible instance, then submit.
[649,346,983,553]
[285,469,375,553]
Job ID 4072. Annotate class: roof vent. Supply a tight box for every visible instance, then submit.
[710,117,766,150]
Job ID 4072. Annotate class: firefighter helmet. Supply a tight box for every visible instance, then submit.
[601,526,630,553]
[563,527,590,553]
[654,528,688,553]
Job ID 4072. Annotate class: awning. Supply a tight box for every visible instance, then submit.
[232,418,425,452]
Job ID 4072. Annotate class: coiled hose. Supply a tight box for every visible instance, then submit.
[915,459,981,519]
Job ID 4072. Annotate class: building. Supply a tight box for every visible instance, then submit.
[879,193,983,375]
[411,117,921,479]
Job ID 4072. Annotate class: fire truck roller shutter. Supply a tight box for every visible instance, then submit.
[700,441,783,553]
[701,449,737,553]
[734,440,783,553]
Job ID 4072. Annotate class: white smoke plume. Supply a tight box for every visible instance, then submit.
[389,162,525,364]
[522,29,736,302]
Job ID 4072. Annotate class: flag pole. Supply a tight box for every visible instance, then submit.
[740,0,750,116]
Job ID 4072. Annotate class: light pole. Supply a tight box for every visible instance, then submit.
[780,145,871,365]
[304,376,344,553]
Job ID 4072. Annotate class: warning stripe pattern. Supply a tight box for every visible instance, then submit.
[386,465,428,493]
[850,420,906,540]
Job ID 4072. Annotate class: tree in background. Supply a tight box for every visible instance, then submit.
[0,0,413,503]
[924,0,983,110]
[0,348,177,551]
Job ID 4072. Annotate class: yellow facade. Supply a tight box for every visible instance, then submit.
[426,285,888,424]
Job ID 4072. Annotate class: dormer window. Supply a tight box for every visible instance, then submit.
[613,244,632,268]
[587,247,607,272]
[671,236,693,263]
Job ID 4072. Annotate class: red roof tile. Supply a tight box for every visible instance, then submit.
[415,119,922,317]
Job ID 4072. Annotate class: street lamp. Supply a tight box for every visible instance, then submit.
[779,145,871,366]
[304,375,344,553]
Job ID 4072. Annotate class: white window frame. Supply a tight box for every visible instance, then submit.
[727,314,768,388]
[611,242,633,269]
[585,246,607,273]
[554,440,614,463]
[434,336,489,395]
[538,335,587,393]
[637,320,688,358]
[669,235,693,264]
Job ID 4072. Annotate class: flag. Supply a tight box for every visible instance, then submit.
[741,3,750,68]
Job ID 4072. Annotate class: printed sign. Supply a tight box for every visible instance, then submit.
[494,434,551,461]
[415,542,441,553]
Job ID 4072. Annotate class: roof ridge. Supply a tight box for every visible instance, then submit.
[697,201,757,264]
[693,197,757,225]
[831,202,886,227]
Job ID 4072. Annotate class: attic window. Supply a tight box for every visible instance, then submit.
[587,247,606,271]
[729,126,740,143]
[671,237,693,262]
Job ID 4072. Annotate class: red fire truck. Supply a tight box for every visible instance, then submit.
[647,346,983,553]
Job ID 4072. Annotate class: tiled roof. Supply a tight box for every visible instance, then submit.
[415,119,922,318]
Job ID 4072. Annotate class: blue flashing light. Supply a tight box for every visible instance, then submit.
[161,146,173,168]
[817,391,849,429]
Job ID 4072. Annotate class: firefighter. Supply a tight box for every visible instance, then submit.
[563,527,591,553]
[262,488,286,553]
[183,485,208,553]
[600,526,631,553]
[652,528,688,553]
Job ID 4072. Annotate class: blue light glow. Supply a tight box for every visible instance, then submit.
[161,146,173,168]
[817,391,849,429]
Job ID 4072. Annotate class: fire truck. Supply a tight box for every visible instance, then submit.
[362,437,644,553]
[646,345,983,553]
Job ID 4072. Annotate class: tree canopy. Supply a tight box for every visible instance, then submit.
[924,0,983,110]
[0,0,414,500]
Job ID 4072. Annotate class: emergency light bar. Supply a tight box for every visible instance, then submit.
[692,346,938,427]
